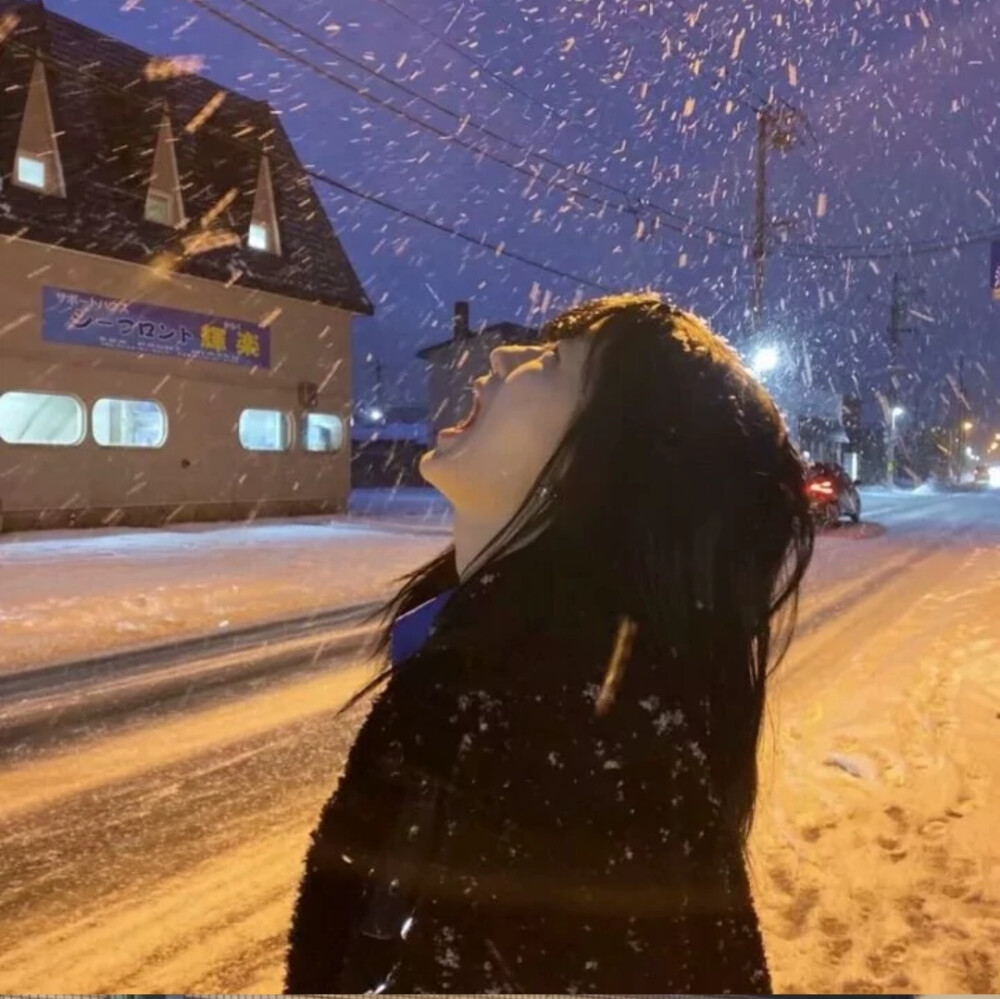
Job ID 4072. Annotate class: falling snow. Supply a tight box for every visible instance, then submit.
[0,0,999,992]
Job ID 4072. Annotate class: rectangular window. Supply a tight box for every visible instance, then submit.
[301,412,344,453]
[248,222,269,251]
[239,408,290,451]
[92,398,167,448]
[15,154,47,190]
[145,190,173,225]
[0,390,85,446]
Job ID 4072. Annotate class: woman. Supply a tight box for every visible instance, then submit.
[285,293,814,994]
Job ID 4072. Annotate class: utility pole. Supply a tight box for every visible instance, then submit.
[884,272,914,485]
[887,272,910,382]
[957,352,969,483]
[751,102,806,333]
[751,111,768,333]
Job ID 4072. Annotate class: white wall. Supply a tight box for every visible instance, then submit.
[0,236,354,527]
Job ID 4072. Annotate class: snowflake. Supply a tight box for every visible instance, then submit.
[653,708,684,734]
[437,946,461,970]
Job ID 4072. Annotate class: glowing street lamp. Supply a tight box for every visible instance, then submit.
[752,346,779,375]
[962,420,974,432]
[887,405,905,488]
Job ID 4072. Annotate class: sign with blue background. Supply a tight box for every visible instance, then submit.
[41,286,271,369]
[992,241,1000,302]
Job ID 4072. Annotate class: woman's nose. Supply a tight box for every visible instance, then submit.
[490,344,544,377]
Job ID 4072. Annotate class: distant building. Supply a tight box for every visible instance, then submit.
[416,301,539,434]
[782,386,851,465]
[0,0,372,531]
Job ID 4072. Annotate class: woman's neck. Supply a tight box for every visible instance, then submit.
[453,509,504,579]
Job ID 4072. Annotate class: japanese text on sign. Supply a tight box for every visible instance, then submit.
[41,287,272,369]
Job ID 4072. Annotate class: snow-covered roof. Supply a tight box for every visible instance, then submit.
[0,0,372,315]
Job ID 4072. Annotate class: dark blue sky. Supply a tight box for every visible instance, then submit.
[47,0,1000,438]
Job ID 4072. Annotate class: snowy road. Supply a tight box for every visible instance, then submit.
[0,490,998,993]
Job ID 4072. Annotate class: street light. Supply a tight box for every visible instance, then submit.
[958,419,975,482]
[887,405,905,488]
[752,346,779,375]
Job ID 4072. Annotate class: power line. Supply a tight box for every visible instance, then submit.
[10,37,613,293]
[246,0,999,266]
[220,0,755,245]
[375,0,765,135]
[779,223,1000,261]
[189,0,750,249]
[656,8,1000,263]
[304,167,614,291]
[15,22,994,272]
[371,0,600,139]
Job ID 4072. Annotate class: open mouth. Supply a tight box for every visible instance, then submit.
[440,390,483,437]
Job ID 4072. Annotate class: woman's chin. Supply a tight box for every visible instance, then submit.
[419,443,452,483]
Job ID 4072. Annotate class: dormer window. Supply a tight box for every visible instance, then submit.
[14,60,66,197]
[144,109,185,227]
[248,154,280,255]
[145,189,173,225]
[15,153,46,190]
[248,221,270,251]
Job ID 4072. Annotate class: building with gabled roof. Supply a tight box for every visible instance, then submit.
[0,0,372,530]
[417,302,539,435]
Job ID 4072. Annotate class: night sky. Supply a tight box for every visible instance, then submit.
[44,0,1000,440]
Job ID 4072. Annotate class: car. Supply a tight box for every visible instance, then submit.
[804,461,862,527]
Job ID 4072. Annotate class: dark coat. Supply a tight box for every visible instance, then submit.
[284,631,772,994]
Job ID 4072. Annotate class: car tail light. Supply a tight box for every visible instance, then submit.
[807,479,835,496]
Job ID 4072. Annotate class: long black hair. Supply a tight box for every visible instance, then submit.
[356,293,814,845]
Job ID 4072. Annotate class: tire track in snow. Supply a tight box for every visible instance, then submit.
[0,662,373,992]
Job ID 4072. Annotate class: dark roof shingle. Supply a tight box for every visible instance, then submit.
[0,0,373,314]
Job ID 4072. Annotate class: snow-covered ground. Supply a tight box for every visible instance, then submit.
[0,489,451,674]
[0,488,998,993]
[753,489,1000,994]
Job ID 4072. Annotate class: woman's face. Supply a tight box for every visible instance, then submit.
[420,337,590,520]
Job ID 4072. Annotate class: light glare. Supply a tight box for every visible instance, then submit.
[753,346,779,374]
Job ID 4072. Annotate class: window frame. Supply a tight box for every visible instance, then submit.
[247,221,270,252]
[300,412,346,454]
[144,189,174,226]
[238,407,292,452]
[90,397,169,450]
[0,389,87,447]
[14,153,47,191]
